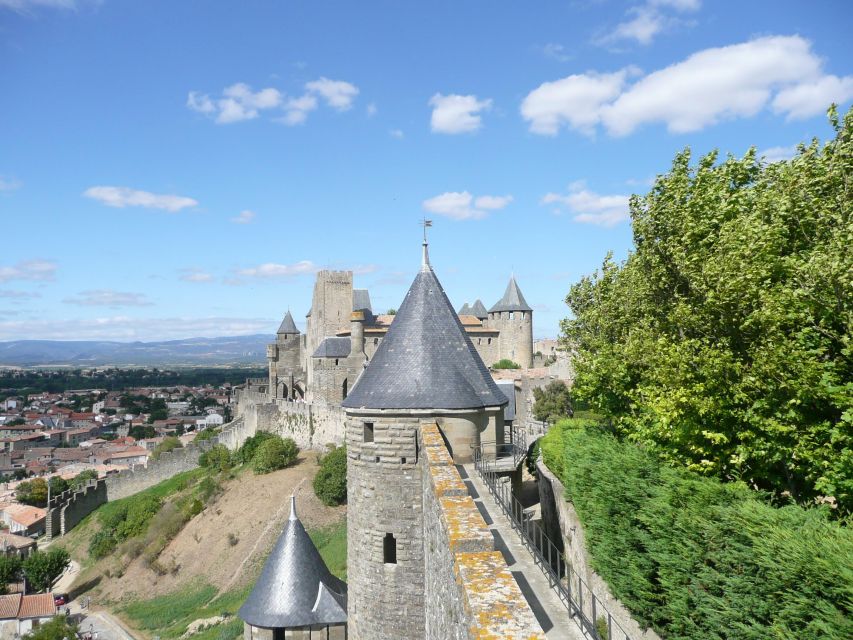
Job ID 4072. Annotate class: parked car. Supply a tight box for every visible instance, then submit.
[54,592,68,606]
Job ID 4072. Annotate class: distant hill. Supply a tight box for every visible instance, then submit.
[0,335,273,367]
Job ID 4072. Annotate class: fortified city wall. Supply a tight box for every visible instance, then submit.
[421,423,545,639]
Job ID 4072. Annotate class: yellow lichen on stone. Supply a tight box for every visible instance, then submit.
[429,463,468,497]
[421,422,446,449]
[454,551,546,639]
[424,438,454,467]
[439,495,492,553]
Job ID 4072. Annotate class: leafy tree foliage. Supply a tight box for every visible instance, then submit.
[491,359,521,369]
[16,478,48,507]
[22,548,70,592]
[235,431,276,464]
[252,436,299,474]
[147,398,169,423]
[89,494,162,558]
[532,380,573,423]
[0,556,21,594]
[23,616,78,640]
[199,444,232,472]
[541,422,852,639]
[69,469,99,491]
[313,446,347,506]
[129,425,156,440]
[563,107,853,513]
[151,435,183,460]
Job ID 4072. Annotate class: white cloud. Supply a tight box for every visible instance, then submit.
[596,0,700,47]
[236,261,319,279]
[278,94,318,125]
[63,289,153,308]
[0,0,74,13]
[542,182,630,227]
[521,70,630,136]
[423,191,513,221]
[541,43,571,62]
[231,210,256,224]
[350,264,380,275]
[0,289,40,299]
[522,36,853,137]
[0,176,22,192]
[366,103,378,117]
[305,77,359,111]
[84,186,198,212]
[0,315,276,341]
[429,94,492,134]
[389,129,404,139]
[758,145,798,163]
[179,268,214,283]
[0,260,56,283]
[187,83,283,124]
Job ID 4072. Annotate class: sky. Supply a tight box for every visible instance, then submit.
[1,0,851,342]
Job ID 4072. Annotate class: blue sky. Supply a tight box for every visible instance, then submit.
[1,0,850,341]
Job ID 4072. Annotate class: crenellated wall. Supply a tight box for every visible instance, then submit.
[421,424,545,639]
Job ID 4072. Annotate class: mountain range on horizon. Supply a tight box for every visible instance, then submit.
[0,335,272,367]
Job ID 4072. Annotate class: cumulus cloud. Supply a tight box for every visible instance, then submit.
[231,210,256,224]
[0,315,276,341]
[542,182,630,227]
[758,145,799,163]
[306,77,359,110]
[179,268,214,283]
[429,94,492,134]
[522,36,853,137]
[236,261,319,279]
[0,176,22,192]
[596,0,700,47]
[422,191,513,221]
[84,186,198,212]
[0,260,56,283]
[188,77,358,126]
[63,289,153,308]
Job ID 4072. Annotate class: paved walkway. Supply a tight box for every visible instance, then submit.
[460,464,587,640]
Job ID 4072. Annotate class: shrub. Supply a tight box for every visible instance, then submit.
[199,444,232,472]
[23,615,78,640]
[543,424,853,639]
[194,427,219,443]
[313,446,347,506]
[69,469,99,491]
[89,530,117,559]
[252,436,299,474]
[151,436,183,460]
[532,380,573,423]
[491,359,520,369]
[236,431,276,464]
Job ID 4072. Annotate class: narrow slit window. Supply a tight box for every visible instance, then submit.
[363,422,374,443]
[383,533,397,564]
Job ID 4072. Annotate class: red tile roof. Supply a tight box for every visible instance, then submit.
[18,593,57,618]
[0,593,22,618]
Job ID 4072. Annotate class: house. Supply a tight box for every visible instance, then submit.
[96,447,150,467]
[64,426,98,446]
[0,593,57,634]
[0,504,46,536]
[0,532,36,558]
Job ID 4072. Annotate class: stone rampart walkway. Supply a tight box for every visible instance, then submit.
[460,464,587,640]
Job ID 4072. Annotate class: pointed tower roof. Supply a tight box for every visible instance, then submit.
[239,496,347,629]
[343,243,507,411]
[470,299,489,320]
[458,302,473,316]
[489,277,532,313]
[277,311,300,335]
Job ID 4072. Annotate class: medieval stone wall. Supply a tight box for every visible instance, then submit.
[486,310,534,368]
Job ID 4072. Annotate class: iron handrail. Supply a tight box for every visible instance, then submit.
[472,445,633,640]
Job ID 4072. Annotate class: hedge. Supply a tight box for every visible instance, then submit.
[541,421,853,639]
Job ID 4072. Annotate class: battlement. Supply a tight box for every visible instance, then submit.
[421,423,545,639]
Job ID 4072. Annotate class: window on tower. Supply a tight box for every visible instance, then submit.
[364,422,374,442]
[383,533,397,564]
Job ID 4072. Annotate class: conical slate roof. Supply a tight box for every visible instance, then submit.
[342,249,508,411]
[277,311,300,335]
[458,302,473,316]
[470,299,489,319]
[489,277,532,313]
[239,496,347,629]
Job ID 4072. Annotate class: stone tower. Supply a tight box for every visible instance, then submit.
[486,276,534,368]
[267,310,302,399]
[305,270,353,390]
[342,241,507,640]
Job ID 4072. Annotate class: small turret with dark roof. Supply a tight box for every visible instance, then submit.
[458,302,473,316]
[239,496,347,634]
[276,310,300,335]
[470,299,489,320]
[489,276,532,313]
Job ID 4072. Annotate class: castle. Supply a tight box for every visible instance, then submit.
[265,266,535,406]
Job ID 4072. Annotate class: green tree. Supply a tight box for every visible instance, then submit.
[199,444,232,472]
[23,616,78,640]
[22,548,70,592]
[0,556,21,594]
[253,436,299,474]
[492,359,521,369]
[532,381,573,423]
[69,469,99,491]
[147,398,169,423]
[129,425,156,440]
[563,106,853,513]
[313,446,347,506]
[48,476,69,496]
[151,435,183,460]
[16,478,48,507]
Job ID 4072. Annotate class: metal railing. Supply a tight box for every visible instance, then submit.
[473,447,633,640]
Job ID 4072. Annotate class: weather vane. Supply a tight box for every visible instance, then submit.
[422,217,432,244]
